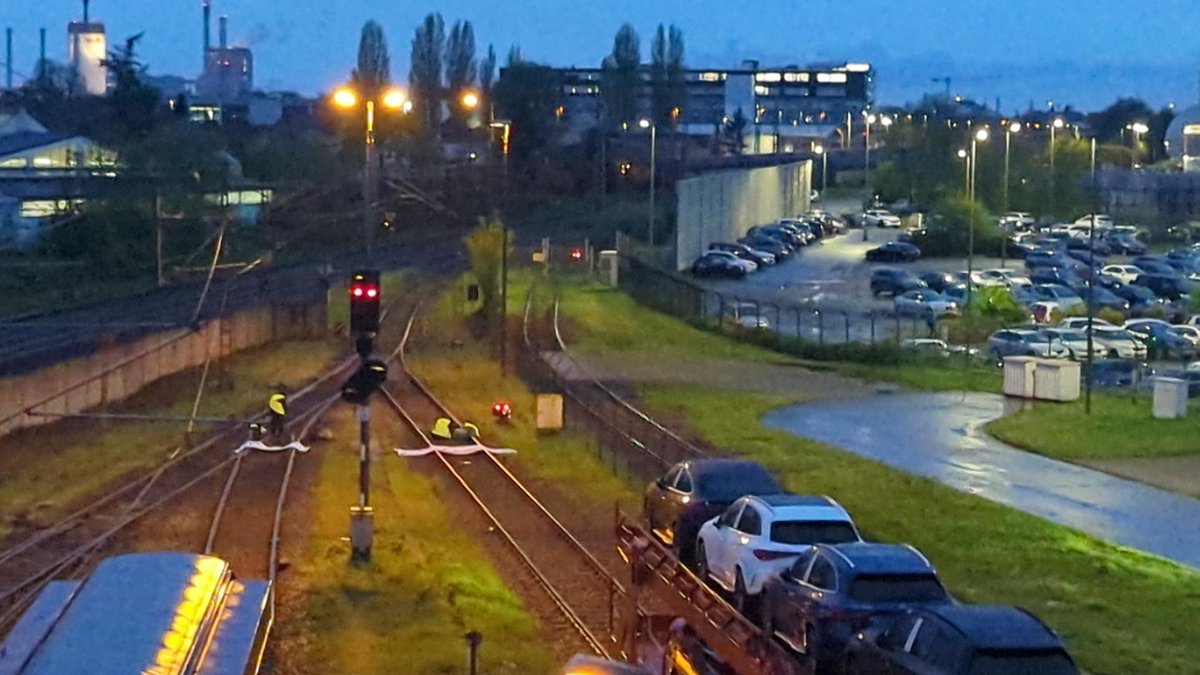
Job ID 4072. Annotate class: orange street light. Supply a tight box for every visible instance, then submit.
[332,87,358,108]
[461,90,481,110]
[382,89,407,110]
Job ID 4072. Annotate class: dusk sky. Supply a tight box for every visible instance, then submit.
[6,0,1200,112]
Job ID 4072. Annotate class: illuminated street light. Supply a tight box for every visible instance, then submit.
[967,128,989,304]
[638,118,658,245]
[461,90,481,110]
[330,84,410,256]
[1002,122,1023,267]
[814,144,828,190]
[1050,117,1066,216]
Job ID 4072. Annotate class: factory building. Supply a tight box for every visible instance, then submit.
[67,0,107,96]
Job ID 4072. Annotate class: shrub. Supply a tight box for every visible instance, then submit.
[912,196,1002,258]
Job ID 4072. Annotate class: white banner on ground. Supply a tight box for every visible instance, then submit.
[394,444,517,457]
[235,440,311,454]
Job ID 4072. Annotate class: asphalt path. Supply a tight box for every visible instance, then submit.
[763,391,1200,569]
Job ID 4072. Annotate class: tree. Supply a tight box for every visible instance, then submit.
[492,57,560,167]
[720,108,748,154]
[601,24,641,127]
[463,212,511,316]
[445,20,477,121]
[479,44,497,97]
[352,20,391,93]
[101,33,160,137]
[409,13,445,131]
[649,24,685,127]
[1086,98,1156,146]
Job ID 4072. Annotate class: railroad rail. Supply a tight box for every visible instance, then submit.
[383,310,628,659]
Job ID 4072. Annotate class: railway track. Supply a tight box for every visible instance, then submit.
[0,289,426,635]
[382,311,627,659]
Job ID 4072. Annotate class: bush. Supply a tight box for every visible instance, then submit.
[965,286,1027,324]
[1097,307,1126,325]
[913,196,1002,258]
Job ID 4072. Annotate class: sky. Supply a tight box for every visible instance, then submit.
[5,0,1200,112]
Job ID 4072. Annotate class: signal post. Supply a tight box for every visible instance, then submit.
[343,270,386,562]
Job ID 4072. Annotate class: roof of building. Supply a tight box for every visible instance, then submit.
[0,132,79,158]
[0,110,50,137]
[923,604,1064,651]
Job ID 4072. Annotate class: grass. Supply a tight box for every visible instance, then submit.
[636,384,1200,675]
[987,393,1200,460]
[0,339,336,538]
[274,404,553,674]
[834,359,1002,392]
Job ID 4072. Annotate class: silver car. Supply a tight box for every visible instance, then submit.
[987,329,1070,359]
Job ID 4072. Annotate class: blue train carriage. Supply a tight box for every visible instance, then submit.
[0,552,272,675]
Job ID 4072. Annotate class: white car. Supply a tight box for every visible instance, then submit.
[1172,325,1200,348]
[724,302,771,330]
[862,209,902,228]
[977,268,1030,287]
[894,290,960,318]
[1101,264,1144,285]
[707,250,757,274]
[1060,317,1115,330]
[1075,214,1114,229]
[696,495,860,601]
[1091,325,1149,359]
[1000,212,1035,229]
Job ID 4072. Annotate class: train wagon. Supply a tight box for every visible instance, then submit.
[0,551,271,675]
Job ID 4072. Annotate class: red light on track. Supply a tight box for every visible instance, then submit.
[351,286,364,297]
[366,288,378,298]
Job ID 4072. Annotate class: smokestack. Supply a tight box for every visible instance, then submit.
[83,0,89,23]
[39,27,46,77]
[5,28,12,89]
[219,15,227,49]
[203,1,211,60]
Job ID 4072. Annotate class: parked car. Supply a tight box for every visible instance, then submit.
[1024,251,1072,270]
[1086,325,1148,360]
[1101,264,1144,285]
[894,290,960,318]
[723,302,771,330]
[900,339,978,358]
[916,272,957,293]
[1071,286,1131,314]
[709,242,775,267]
[1124,320,1197,359]
[1131,257,1179,277]
[1032,284,1084,312]
[863,209,903,228]
[843,604,1078,675]
[1036,328,1092,359]
[1133,274,1194,301]
[1110,281,1166,314]
[1074,214,1114,229]
[761,543,950,670]
[696,495,861,611]
[692,252,754,278]
[987,329,1070,359]
[1065,236,1112,257]
[749,225,806,249]
[1059,316,1115,330]
[999,211,1036,230]
[739,235,791,260]
[1105,231,1147,255]
[871,270,928,297]
[644,459,782,565]
[866,242,922,263]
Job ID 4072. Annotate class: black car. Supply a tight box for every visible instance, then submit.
[644,459,781,565]
[844,604,1078,675]
[1065,236,1111,257]
[871,269,927,297]
[761,543,950,671]
[691,253,748,278]
[1106,232,1147,255]
[866,242,921,263]
[917,272,957,293]
[1133,274,1194,301]
[1131,257,1179,277]
[709,242,773,267]
[1024,251,1072,270]
[739,235,791,260]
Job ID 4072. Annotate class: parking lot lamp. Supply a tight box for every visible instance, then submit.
[968,127,989,305]
[814,144,828,190]
[1049,117,1065,217]
[957,148,969,196]
[1001,122,1021,267]
[639,118,658,245]
[332,85,409,257]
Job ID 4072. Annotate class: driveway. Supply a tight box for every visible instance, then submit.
[762,391,1200,568]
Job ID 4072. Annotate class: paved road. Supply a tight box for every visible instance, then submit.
[762,391,1200,569]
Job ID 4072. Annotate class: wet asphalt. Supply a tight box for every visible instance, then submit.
[762,391,1200,569]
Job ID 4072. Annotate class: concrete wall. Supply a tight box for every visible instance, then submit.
[674,160,812,270]
[0,300,326,438]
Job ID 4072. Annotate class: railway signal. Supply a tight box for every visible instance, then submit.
[341,358,388,405]
[349,270,381,336]
[491,400,512,420]
[346,269,382,563]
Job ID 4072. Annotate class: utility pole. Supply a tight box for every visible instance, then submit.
[499,223,508,378]
[1085,138,1097,415]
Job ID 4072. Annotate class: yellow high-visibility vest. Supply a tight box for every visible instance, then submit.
[269,393,287,416]
[461,422,480,439]
[431,417,453,439]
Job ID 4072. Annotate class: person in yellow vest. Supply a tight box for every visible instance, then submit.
[268,390,287,440]
[431,417,453,440]
[452,422,480,442]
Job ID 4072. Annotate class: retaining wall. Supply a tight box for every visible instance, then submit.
[0,300,327,438]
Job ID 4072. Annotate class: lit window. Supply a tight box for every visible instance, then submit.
[754,85,769,96]
[755,72,782,83]
[1184,124,1200,136]
[816,72,848,84]
[699,72,722,82]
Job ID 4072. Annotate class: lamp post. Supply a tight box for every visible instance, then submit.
[863,113,892,202]
[639,118,658,246]
[1049,117,1064,217]
[1001,121,1021,268]
[333,86,408,258]
[957,148,969,197]
[1127,121,1149,167]
[814,144,828,191]
[967,127,989,304]
[1085,137,1098,415]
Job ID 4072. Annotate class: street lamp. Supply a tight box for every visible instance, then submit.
[332,84,408,257]
[1001,121,1021,267]
[814,144,828,191]
[863,112,892,201]
[1049,117,1065,217]
[957,148,969,196]
[639,118,658,245]
[967,127,989,304]
[461,90,481,111]
[1127,121,1149,166]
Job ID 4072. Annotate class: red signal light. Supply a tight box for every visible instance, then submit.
[366,287,378,298]
[351,286,364,297]
[491,401,512,419]
[569,248,584,260]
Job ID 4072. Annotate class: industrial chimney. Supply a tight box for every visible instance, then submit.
[219,15,227,49]
[203,1,211,63]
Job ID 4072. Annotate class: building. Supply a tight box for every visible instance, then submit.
[541,60,872,153]
[1165,104,1200,172]
[67,21,107,96]
[1098,167,1200,222]
[194,15,252,102]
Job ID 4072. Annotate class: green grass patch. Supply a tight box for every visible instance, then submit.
[987,394,1200,460]
[276,405,552,674]
[835,359,1002,392]
[0,339,336,538]
[636,384,1200,675]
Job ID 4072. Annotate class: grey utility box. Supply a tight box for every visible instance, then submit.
[1152,377,1189,419]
